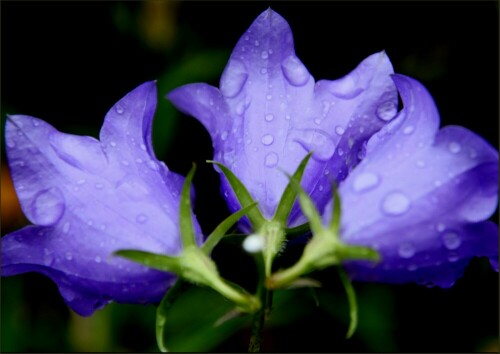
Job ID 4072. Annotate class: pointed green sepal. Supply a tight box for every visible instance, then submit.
[273,152,313,225]
[284,222,310,239]
[329,184,341,235]
[179,164,197,249]
[208,160,266,228]
[202,202,259,255]
[338,243,381,263]
[156,279,191,352]
[338,267,358,339]
[114,249,181,273]
[288,177,323,235]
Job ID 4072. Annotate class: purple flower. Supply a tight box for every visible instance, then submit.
[168,9,398,228]
[1,81,203,316]
[336,75,498,287]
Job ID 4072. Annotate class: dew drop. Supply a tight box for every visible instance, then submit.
[115,104,124,114]
[448,142,461,154]
[416,160,426,168]
[221,131,228,141]
[265,114,274,122]
[264,152,279,168]
[254,40,260,47]
[6,140,15,148]
[285,114,291,121]
[95,256,102,263]
[32,119,40,127]
[62,222,71,234]
[65,252,73,261]
[318,185,324,192]
[352,172,380,192]
[31,187,65,226]
[147,160,159,171]
[292,129,337,162]
[436,223,446,232]
[376,101,398,121]
[110,141,117,147]
[261,51,269,60]
[220,59,248,98]
[335,126,345,136]
[398,242,415,258]
[281,55,310,87]
[448,253,459,262]
[329,74,364,99]
[382,192,411,215]
[136,213,149,224]
[403,125,415,135]
[77,179,86,185]
[266,94,272,101]
[243,234,264,253]
[442,231,461,250]
[261,134,274,146]
[337,147,344,156]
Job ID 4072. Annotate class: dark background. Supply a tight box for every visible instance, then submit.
[1,1,498,352]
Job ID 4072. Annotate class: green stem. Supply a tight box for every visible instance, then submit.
[248,256,271,352]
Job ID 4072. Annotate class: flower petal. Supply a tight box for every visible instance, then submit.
[2,226,173,316]
[337,74,499,286]
[168,9,397,226]
[3,81,202,314]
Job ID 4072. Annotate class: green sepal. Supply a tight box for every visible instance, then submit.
[273,152,313,225]
[290,177,323,235]
[338,267,358,339]
[156,279,191,352]
[329,184,341,235]
[179,164,197,249]
[202,202,258,255]
[114,250,181,273]
[284,222,310,239]
[208,160,266,228]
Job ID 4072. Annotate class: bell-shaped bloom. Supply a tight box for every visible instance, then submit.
[1,81,203,316]
[168,9,398,228]
[335,74,498,287]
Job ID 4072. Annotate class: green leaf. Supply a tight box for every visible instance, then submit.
[179,164,197,248]
[273,152,313,225]
[208,161,265,228]
[156,284,250,351]
[202,202,258,254]
[338,267,358,339]
[114,250,180,274]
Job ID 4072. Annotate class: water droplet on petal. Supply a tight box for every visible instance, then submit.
[416,160,426,168]
[62,222,71,234]
[6,140,15,148]
[147,160,159,171]
[265,114,274,122]
[448,253,459,262]
[281,55,310,87]
[110,141,117,147]
[115,104,124,114]
[95,256,102,263]
[261,51,269,59]
[292,129,337,162]
[261,134,274,146]
[77,179,86,185]
[448,142,461,154]
[353,172,380,192]
[403,125,415,135]
[32,119,40,127]
[266,94,272,101]
[382,192,411,215]
[335,126,345,136]
[43,248,53,266]
[337,147,344,156]
[398,243,415,258]
[254,40,260,47]
[221,131,228,141]
[442,231,461,250]
[436,223,446,232]
[329,74,364,99]
[65,252,73,261]
[31,187,65,226]
[285,114,291,121]
[136,213,149,224]
[264,152,279,168]
[220,59,248,98]
[376,101,398,121]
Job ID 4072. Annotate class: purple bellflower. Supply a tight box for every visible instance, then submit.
[336,75,498,287]
[1,81,203,316]
[168,9,398,229]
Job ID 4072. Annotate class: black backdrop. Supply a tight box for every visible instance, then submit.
[2,1,498,352]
